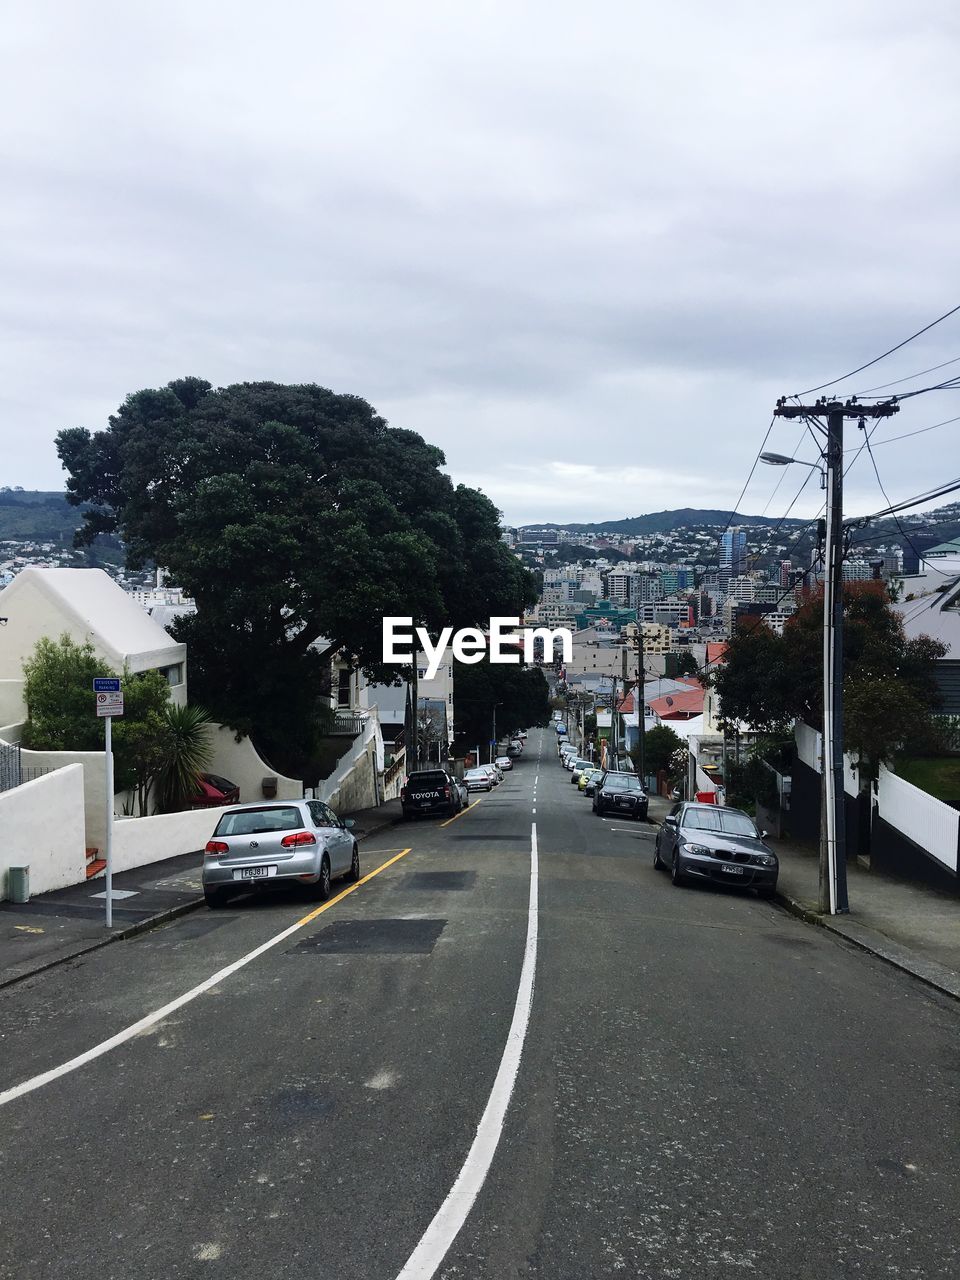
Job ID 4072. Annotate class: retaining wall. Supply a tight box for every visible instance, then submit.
[0,764,86,900]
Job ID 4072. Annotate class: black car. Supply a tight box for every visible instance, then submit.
[400,770,461,819]
[654,802,778,896]
[593,772,648,819]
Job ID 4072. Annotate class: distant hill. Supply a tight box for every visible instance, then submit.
[0,489,86,542]
[526,509,808,535]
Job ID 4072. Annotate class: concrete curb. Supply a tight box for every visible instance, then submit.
[0,897,205,993]
[774,888,960,1003]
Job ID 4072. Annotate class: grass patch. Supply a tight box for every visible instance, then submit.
[895,756,960,808]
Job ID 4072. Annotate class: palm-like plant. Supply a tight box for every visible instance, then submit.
[154,704,214,812]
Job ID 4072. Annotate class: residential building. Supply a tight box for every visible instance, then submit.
[720,526,747,582]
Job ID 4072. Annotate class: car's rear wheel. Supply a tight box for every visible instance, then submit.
[312,854,332,901]
[653,839,665,870]
[348,845,361,883]
[204,887,229,910]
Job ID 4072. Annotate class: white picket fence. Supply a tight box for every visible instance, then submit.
[877,764,959,874]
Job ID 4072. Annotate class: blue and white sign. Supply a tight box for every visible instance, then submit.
[93,678,121,693]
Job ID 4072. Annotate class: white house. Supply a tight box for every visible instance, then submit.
[0,567,188,719]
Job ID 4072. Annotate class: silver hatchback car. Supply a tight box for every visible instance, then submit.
[202,799,359,908]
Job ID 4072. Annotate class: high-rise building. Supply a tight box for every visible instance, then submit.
[720,527,747,581]
[779,560,792,590]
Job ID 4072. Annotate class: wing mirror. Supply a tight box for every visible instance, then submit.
[343,818,356,829]
[759,829,768,840]
[664,814,677,826]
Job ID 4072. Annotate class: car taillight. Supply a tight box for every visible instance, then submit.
[443,786,450,798]
[205,840,228,856]
[400,786,408,800]
[281,831,317,848]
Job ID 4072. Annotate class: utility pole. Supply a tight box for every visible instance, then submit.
[774,396,898,914]
[634,619,646,784]
[409,661,419,772]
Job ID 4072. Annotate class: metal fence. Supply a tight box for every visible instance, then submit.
[0,741,22,793]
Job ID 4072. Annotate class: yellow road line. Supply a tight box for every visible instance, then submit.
[295,847,413,926]
[439,799,483,827]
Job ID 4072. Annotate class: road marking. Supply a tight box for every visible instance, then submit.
[394,822,539,1280]
[0,847,413,1109]
[532,807,536,814]
[439,800,482,827]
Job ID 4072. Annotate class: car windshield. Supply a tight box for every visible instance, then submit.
[683,808,758,837]
[214,806,302,836]
[603,775,642,791]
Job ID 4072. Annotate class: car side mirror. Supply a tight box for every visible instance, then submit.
[343,818,355,829]
[759,830,768,840]
[664,814,677,826]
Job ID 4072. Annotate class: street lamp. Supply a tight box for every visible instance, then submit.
[760,453,826,486]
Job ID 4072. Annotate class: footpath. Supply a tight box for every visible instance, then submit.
[0,798,403,990]
[771,835,960,1000]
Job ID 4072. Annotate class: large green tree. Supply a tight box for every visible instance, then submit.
[452,659,551,756]
[57,379,535,770]
[712,583,947,775]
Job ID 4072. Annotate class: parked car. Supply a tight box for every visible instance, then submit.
[556,723,567,736]
[593,773,648,819]
[453,777,469,807]
[570,758,594,783]
[191,772,241,808]
[509,738,523,753]
[579,768,603,793]
[479,764,501,786]
[203,799,358,908]
[400,769,462,820]
[464,767,494,792]
[583,769,604,797]
[495,755,514,771]
[654,802,778,895]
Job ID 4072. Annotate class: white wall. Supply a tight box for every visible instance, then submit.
[0,764,86,899]
[112,805,230,874]
[0,679,25,724]
[19,748,107,850]
[207,725,302,802]
[318,715,382,813]
[878,764,960,873]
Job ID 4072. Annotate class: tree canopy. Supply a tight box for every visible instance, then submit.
[452,659,551,755]
[711,583,947,773]
[57,379,536,767]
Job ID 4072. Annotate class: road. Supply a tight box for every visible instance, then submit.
[1,728,959,1279]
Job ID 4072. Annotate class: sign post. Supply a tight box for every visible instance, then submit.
[94,678,123,927]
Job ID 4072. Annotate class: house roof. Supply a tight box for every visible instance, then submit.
[705,642,728,667]
[648,687,705,719]
[893,578,960,657]
[0,567,185,677]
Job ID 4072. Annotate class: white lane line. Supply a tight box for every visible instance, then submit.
[532,807,536,814]
[0,850,411,1108]
[395,823,539,1280]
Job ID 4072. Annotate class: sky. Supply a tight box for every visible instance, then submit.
[2,0,959,527]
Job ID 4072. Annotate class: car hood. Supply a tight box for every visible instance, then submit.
[682,831,774,857]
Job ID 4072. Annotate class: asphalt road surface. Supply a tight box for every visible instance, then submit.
[1,729,959,1279]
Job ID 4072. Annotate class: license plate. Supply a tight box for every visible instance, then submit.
[235,866,273,880]
[721,864,745,876]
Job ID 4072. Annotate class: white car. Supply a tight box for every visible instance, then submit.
[464,768,494,792]
[495,755,514,771]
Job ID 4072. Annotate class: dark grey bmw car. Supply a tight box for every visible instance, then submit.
[654,802,778,896]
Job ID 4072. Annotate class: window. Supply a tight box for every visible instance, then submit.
[214,806,302,836]
[155,663,183,687]
[337,667,351,707]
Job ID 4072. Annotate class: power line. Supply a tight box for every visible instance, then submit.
[793,301,960,397]
[855,353,960,395]
[715,416,775,552]
[844,411,960,451]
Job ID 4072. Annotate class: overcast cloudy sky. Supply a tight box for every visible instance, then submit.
[2,1,959,525]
